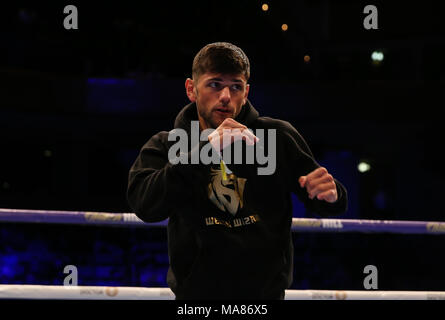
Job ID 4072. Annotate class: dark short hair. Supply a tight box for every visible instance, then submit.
[192,42,250,81]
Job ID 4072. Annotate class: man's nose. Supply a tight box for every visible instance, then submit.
[219,86,231,104]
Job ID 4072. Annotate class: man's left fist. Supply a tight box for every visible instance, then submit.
[298,167,338,203]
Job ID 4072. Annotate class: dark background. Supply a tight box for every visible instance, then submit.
[0,1,444,291]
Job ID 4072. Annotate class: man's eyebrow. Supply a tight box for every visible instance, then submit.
[207,77,244,83]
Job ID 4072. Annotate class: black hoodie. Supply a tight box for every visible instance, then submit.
[127,100,347,299]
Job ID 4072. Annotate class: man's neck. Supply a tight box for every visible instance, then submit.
[198,116,210,132]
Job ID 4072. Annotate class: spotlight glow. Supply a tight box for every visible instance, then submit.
[281,24,288,31]
[262,4,269,11]
[371,51,384,62]
[358,161,371,173]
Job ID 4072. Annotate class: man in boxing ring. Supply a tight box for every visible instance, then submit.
[127,42,347,300]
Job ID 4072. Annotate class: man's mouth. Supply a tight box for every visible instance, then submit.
[214,107,231,114]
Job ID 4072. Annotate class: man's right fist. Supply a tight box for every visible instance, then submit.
[208,118,259,151]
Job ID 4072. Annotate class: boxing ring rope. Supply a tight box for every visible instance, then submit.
[1,208,445,234]
[1,208,445,300]
[1,285,445,300]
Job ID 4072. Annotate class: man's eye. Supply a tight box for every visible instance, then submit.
[231,84,243,91]
[209,82,220,88]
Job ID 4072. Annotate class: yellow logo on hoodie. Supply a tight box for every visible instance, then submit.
[207,167,246,216]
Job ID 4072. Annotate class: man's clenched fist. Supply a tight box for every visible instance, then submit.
[208,118,259,151]
[299,167,338,203]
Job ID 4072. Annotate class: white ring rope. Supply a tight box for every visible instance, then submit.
[0,285,444,300]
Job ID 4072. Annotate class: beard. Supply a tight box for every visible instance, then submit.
[198,108,221,129]
[197,104,235,129]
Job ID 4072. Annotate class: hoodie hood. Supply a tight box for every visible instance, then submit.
[174,99,259,131]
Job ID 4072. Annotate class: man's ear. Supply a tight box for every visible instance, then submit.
[243,84,250,105]
[185,78,196,102]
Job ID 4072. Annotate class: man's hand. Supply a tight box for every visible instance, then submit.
[208,118,259,151]
[298,167,338,203]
